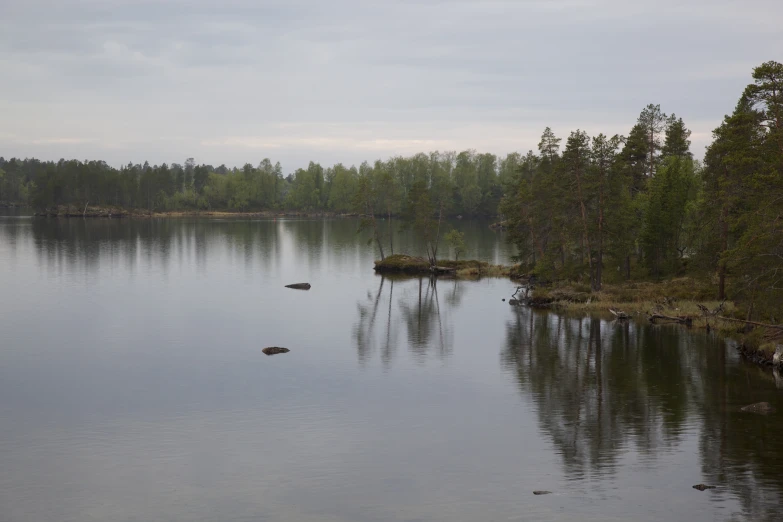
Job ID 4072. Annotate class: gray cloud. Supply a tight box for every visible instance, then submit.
[1,0,781,171]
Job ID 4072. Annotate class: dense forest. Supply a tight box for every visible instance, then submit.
[0,151,507,217]
[1,61,781,313]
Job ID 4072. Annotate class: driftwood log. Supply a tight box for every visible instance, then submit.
[609,308,630,320]
[285,283,311,290]
[713,315,783,330]
[648,313,693,326]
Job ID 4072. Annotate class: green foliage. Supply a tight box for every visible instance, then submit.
[402,180,439,264]
[697,60,783,317]
[640,157,699,276]
[662,114,692,159]
[502,108,698,289]
[444,229,466,260]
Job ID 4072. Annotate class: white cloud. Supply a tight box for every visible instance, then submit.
[1,0,781,169]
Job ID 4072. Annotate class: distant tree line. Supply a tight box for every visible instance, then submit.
[1,61,781,312]
[0,150,507,217]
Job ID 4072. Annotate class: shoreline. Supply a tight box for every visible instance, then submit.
[523,281,782,370]
[30,206,363,219]
[375,254,781,369]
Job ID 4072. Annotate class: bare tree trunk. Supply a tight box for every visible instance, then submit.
[388,206,394,255]
[430,201,444,266]
[522,202,545,260]
[718,205,728,300]
[372,216,386,261]
[370,206,385,261]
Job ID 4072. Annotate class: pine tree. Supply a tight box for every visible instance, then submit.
[701,96,763,299]
[589,133,621,289]
[563,130,594,287]
[637,104,667,177]
[662,114,692,159]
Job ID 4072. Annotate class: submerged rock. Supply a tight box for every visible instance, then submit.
[740,402,775,414]
[693,484,716,491]
[262,347,290,356]
[285,283,311,290]
[533,490,552,495]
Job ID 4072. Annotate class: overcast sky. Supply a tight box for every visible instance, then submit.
[1,0,780,172]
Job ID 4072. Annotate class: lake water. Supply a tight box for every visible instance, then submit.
[1,212,782,522]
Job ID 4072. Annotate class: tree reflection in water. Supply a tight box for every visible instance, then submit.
[354,275,454,367]
[502,306,783,520]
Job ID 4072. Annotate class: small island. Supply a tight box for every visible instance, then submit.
[373,254,516,278]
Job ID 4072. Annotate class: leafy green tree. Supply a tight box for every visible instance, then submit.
[354,170,385,260]
[402,180,441,265]
[444,229,466,260]
[374,160,398,255]
[327,163,358,212]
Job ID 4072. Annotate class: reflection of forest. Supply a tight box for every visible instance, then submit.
[7,218,288,273]
[353,275,455,367]
[4,217,513,274]
[501,307,783,520]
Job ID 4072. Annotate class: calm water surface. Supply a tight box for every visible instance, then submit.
[1,213,782,522]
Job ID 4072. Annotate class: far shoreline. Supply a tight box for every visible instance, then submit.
[30,205,367,219]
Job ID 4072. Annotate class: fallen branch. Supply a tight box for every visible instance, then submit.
[714,316,783,330]
[648,313,693,326]
[697,300,726,317]
[609,308,630,320]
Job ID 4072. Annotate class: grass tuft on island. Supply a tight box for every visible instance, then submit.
[532,277,736,324]
[373,254,521,278]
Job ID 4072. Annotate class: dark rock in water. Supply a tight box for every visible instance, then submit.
[693,484,716,491]
[740,402,775,414]
[285,283,311,290]
[533,491,552,495]
[262,347,290,356]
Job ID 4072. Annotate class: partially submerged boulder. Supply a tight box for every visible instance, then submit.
[740,402,775,414]
[262,347,290,356]
[285,283,311,290]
